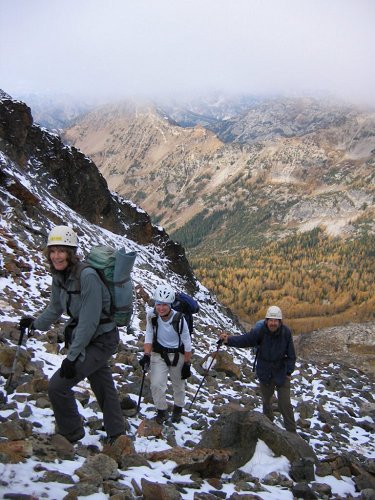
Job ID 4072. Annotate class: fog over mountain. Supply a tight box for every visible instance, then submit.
[1,0,375,107]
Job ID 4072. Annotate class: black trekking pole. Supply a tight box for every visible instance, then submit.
[189,339,223,410]
[136,369,147,414]
[4,326,28,395]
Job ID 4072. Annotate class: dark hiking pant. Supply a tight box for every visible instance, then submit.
[48,328,125,439]
[259,377,296,432]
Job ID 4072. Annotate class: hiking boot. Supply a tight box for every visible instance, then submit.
[107,432,126,445]
[171,405,183,423]
[60,427,85,443]
[155,409,169,424]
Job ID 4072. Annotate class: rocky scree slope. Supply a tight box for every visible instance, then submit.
[0,321,374,499]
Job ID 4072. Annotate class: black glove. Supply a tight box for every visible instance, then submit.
[19,316,35,333]
[139,354,151,372]
[60,358,77,379]
[181,362,191,380]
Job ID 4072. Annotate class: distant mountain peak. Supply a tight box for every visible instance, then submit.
[61,95,375,248]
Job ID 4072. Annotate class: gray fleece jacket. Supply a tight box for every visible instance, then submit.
[33,264,116,361]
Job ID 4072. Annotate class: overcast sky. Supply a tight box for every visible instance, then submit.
[1,0,375,105]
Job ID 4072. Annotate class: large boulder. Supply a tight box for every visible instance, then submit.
[197,408,317,473]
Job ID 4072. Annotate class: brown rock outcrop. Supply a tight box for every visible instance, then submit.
[294,322,375,375]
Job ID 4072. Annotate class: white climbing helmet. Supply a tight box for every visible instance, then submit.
[153,284,175,304]
[265,305,283,320]
[47,225,78,247]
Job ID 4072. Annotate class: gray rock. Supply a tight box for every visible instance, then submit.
[198,409,317,473]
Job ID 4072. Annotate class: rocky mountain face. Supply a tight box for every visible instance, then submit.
[62,96,375,250]
[63,99,225,231]
[0,88,242,337]
[0,90,196,282]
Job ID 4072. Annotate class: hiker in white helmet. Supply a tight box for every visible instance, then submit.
[219,305,297,433]
[139,283,192,424]
[19,225,125,444]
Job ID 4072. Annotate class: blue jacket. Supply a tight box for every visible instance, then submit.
[227,322,296,386]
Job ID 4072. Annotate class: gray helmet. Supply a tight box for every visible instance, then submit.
[153,284,175,304]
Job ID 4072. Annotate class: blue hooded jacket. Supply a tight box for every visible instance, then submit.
[227,322,296,386]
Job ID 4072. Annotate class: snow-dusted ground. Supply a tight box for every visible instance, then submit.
[0,321,372,499]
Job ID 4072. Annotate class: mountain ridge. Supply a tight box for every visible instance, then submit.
[62,95,375,246]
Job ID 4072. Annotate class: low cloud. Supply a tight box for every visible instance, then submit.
[1,0,374,106]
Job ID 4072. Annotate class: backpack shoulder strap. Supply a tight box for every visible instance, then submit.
[55,262,88,319]
[172,311,184,349]
[74,262,92,291]
[172,311,184,336]
[252,325,265,372]
[59,263,114,323]
[152,312,184,347]
[151,315,158,341]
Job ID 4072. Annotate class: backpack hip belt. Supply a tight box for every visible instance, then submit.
[153,339,185,354]
[153,340,184,366]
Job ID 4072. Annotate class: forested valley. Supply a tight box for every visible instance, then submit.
[191,228,375,334]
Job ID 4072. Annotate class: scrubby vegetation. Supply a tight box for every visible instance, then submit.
[191,228,375,334]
